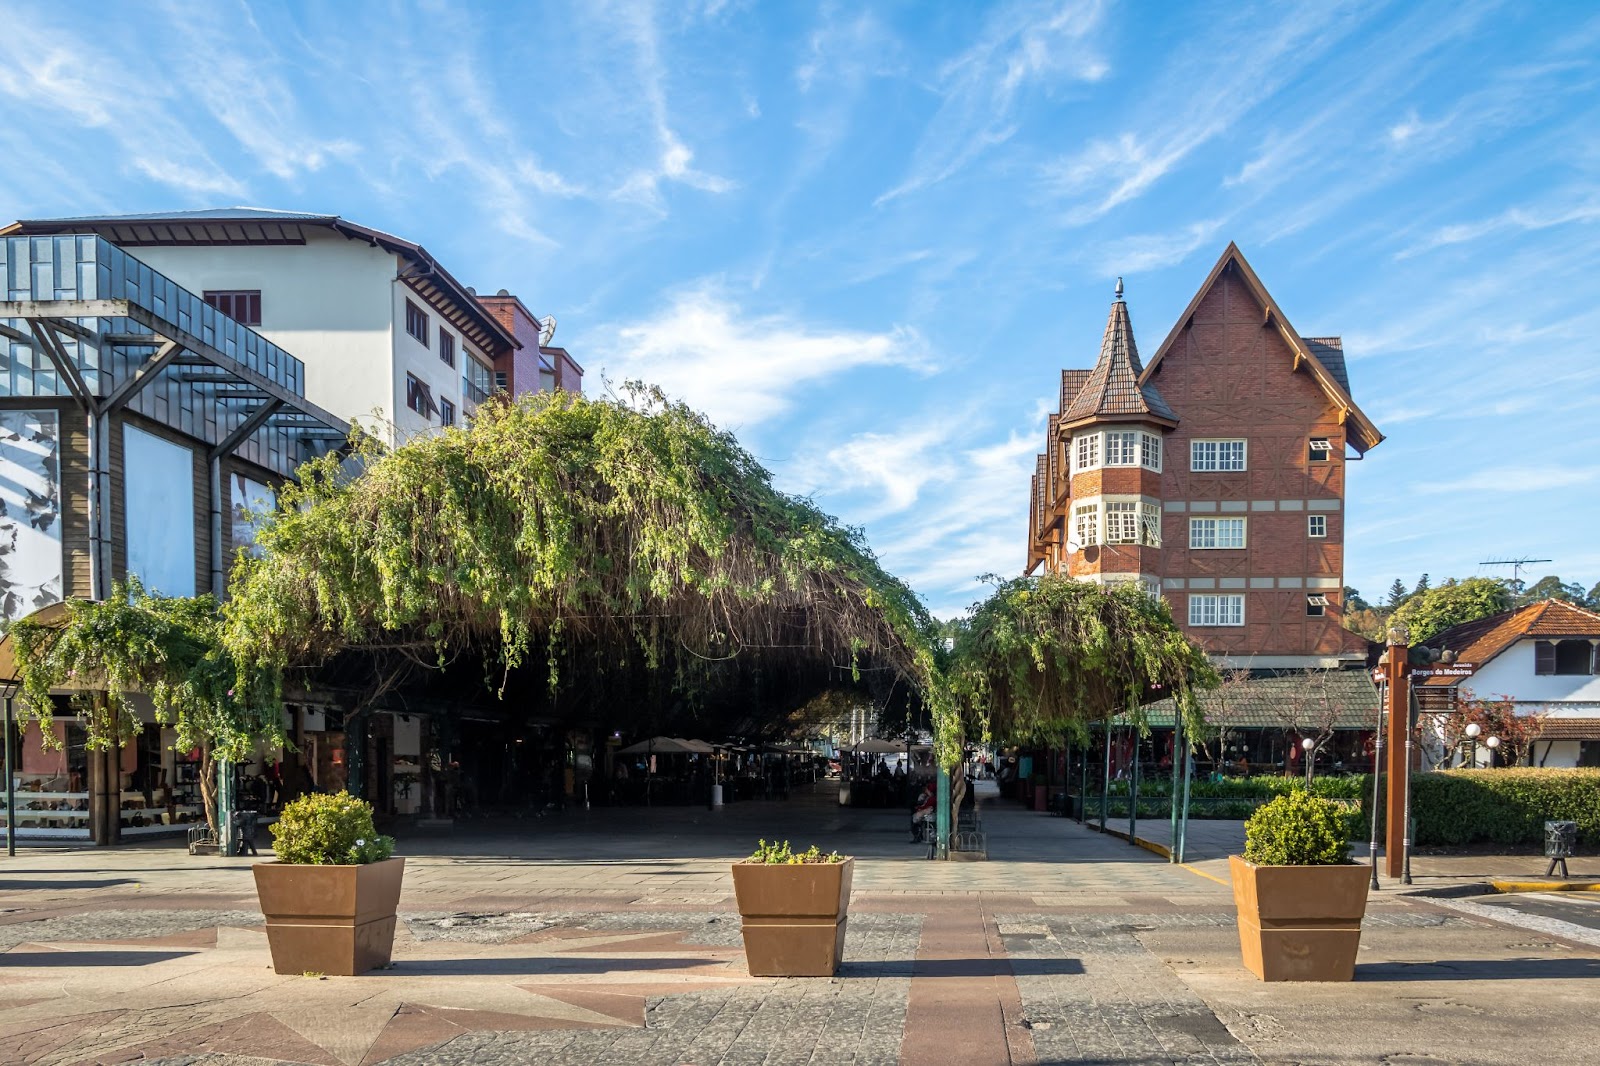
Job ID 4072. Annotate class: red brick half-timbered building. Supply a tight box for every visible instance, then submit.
[1029,244,1384,669]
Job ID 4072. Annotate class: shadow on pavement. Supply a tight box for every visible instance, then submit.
[0,949,197,966]
[385,956,731,976]
[0,878,140,890]
[912,958,1086,977]
[1359,958,1600,980]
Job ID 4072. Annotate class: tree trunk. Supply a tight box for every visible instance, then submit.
[199,743,219,836]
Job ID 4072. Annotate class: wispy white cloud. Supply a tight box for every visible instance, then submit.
[1042,2,1368,223]
[795,425,959,519]
[0,12,246,199]
[1395,194,1600,259]
[876,0,1109,205]
[605,0,735,208]
[587,285,932,427]
[1088,218,1224,275]
[1418,467,1600,495]
[156,0,356,182]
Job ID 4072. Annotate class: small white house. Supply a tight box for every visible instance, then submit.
[1421,599,1600,768]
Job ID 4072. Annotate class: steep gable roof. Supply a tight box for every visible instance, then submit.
[1421,599,1600,687]
[1061,298,1177,428]
[1141,243,1383,453]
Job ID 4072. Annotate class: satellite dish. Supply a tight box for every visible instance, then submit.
[538,315,557,347]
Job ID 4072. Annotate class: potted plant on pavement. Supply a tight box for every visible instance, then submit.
[1230,789,1369,982]
[253,792,402,976]
[733,840,852,977]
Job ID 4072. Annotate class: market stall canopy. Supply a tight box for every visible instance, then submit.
[616,736,713,755]
[850,738,906,754]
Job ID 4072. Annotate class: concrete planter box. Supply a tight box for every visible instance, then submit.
[1229,855,1368,982]
[732,858,853,977]
[252,857,405,976]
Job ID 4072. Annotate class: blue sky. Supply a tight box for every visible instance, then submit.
[3,0,1598,617]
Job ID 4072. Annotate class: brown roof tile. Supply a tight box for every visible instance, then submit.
[1535,718,1600,741]
[1423,600,1600,686]
[1060,369,1091,414]
[1062,299,1178,427]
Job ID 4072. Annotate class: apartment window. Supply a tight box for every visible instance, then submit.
[1308,514,1327,538]
[203,290,261,326]
[1074,433,1100,473]
[1143,579,1161,600]
[439,330,456,368]
[1189,516,1245,549]
[439,397,456,428]
[1306,594,1328,617]
[1106,431,1137,466]
[1191,439,1246,472]
[1139,502,1162,546]
[1106,501,1139,543]
[1308,437,1333,462]
[1539,639,1598,676]
[1073,502,1099,547]
[1189,594,1244,627]
[1140,432,1162,472]
[405,300,430,346]
[404,373,437,419]
[495,370,509,392]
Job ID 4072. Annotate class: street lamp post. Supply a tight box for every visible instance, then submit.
[1301,737,1316,787]
[1464,722,1481,768]
[1485,735,1501,768]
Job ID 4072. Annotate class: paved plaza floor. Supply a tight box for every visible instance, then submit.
[2,782,1599,1065]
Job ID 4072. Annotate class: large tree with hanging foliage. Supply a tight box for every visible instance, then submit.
[947,575,1217,749]
[223,387,957,756]
[5,580,284,832]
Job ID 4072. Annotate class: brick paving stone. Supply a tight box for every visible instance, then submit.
[998,914,1260,1064]
[0,908,260,948]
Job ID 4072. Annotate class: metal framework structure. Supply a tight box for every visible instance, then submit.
[0,234,350,599]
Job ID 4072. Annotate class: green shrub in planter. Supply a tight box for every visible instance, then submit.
[1243,790,1351,866]
[271,792,396,865]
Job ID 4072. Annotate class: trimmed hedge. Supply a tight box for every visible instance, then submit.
[1083,770,1600,845]
[1402,769,1600,848]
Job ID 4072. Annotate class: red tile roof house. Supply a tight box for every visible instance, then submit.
[1420,600,1600,768]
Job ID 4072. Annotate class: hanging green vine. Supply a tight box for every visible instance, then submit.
[5,578,285,832]
[947,575,1218,750]
[224,385,950,746]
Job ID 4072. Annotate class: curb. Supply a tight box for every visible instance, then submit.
[1490,880,1600,894]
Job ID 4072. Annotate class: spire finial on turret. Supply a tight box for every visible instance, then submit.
[1114,276,1124,302]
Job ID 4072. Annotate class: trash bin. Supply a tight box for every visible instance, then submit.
[1545,820,1577,878]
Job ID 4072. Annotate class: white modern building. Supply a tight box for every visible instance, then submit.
[2,209,529,443]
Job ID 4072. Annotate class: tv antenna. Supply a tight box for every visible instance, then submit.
[1480,557,1552,586]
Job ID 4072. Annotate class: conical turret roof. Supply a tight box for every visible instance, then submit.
[1061,297,1177,428]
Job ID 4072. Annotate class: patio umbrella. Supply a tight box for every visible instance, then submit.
[616,736,702,755]
[850,738,903,754]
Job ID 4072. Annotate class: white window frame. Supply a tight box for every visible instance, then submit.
[1105,430,1138,467]
[1308,514,1327,538]
[1105,501,1139,543]
[1073,502,1099,547]
[1188,593,1244,627]
[1140,432,1162,472]
[1190,438,1247,472]
[1189,516,1246,549]
[1306,594,1328,617]
[1074,433,1101,473]
[1139,501,1162,547]
[1309,437,1333,462]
